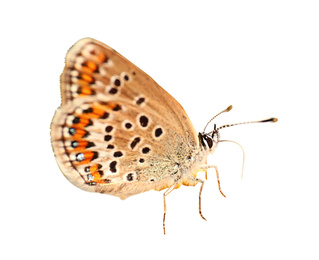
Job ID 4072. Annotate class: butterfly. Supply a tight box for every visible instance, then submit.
[51,38,277,234]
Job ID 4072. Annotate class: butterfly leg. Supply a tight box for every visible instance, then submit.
[200,165,226,198]
[196,178,207,221]
[163,183,178,235]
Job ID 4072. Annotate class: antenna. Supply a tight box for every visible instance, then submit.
[203,107,278,181]
[214,117,278,133]
[203,105,233,133]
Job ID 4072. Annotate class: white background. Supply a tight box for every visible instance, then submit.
[1,1,318,259]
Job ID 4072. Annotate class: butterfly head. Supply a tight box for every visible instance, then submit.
[199,105,233,154]
[199,124,220,154]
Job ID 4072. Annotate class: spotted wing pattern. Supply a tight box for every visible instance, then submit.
[51,38,199,199]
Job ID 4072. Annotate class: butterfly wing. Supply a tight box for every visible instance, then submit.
[51,38,199,199]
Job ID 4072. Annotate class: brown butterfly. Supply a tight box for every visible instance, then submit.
[51,38,277,234]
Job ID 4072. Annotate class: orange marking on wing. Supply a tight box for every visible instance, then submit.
[79,86,94,96]
[95,102,121,113]
[90,106,108,118]
[81,73,94,83]
[89,164,99,173]
[75,79,92,86]
[92,171,102,180]
[82,61,98,73]
[71,140,90,151]
[87,165,109,184]
[73,117,91,128]
[106,102,119,110]
[97,53,107,63]
[96,180,108,184]
[76,151,97,165]
[80,113,100,119]
[72,128,88,139]
[79,107,105,119]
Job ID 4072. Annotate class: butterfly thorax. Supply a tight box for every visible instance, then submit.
[147,133,209,189]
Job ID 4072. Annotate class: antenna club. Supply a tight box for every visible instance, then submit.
[226,105,233,112]
[261,117,278,123]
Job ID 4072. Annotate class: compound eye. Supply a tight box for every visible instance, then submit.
[204,135,213,148]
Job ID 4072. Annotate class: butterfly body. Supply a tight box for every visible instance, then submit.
[51,38,212,200]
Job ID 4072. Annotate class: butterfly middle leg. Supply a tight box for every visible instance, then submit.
[200,165,226,198]
[185,176,208,221]
[195,177,206,221]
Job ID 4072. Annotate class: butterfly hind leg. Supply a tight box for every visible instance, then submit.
[163,182,179,235]
[162,177,206,233]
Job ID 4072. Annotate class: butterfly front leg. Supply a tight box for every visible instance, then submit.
[199,165,226,198]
